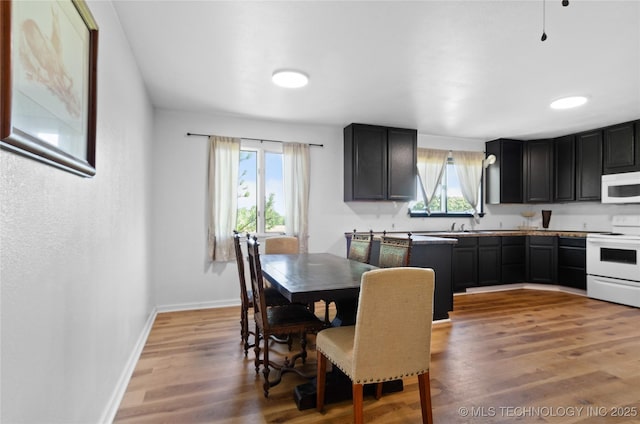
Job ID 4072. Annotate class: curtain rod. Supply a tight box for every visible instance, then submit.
[186,132,323,147]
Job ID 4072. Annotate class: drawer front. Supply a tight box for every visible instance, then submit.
[529,235,555,245]
[558,237,586,248]
[502,236,525,246]
[558,246,586,268]
[454,237,478,247]
[479,236,500,246]
[558,267,586,290]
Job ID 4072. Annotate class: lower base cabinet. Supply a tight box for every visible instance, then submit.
[527,236,558,284]
[557,237,586,289]
[478,237,501,286]
[452,237,478,292]
[501,236,526,283]
[353,234,586,315]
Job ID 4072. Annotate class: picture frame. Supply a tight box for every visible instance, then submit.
[1,0,98,177]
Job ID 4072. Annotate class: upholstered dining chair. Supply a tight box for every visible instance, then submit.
[246,236,325,398]
[232,231,290,356]
[264,236,299,254]
[316,267,435,424]
[377,232,413,268]
[265,235,319,315]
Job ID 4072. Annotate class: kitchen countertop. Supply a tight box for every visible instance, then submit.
[345,229,595,243]
[415,230,592,238]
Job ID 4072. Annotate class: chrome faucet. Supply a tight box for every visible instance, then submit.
[460,223,465,232]
[450,222,456,231]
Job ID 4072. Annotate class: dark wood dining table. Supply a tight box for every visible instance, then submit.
[260,252,403,409]
[260,252,378,326]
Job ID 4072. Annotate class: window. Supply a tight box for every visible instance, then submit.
[236,141,286,234]
[410,157,484,217]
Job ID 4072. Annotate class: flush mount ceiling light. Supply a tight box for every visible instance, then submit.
[550,96,588,110]
[272,70,309,88]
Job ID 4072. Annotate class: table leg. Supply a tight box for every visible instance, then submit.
[331,298,358,327]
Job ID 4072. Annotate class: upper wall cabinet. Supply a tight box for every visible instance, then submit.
[524,139,553,203]
[576,130,603,201]
[554,135,576,202]
[485,139,523,204]
[344,123,417,201]
[485,118,639,204]
[603,121,640,174]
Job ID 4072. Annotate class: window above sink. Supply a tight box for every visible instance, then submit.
[409,154,485,218]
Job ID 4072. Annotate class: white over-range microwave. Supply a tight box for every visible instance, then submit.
[601,171,640,204]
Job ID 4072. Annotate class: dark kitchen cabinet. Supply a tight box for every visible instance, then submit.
[524,139,553,203]
[526,236,557,284]
[478,237,501,286]
[452,237,478,292]
[408,243,454,320]
[603,121,640,174]
[452,236,502,291]
[387,127,418,200]
[554,135,576,202]
[576,130,603,201]
[501,236,526,283]
[557,237,586,290]
[486,139,524,204]
[344,124,417,201]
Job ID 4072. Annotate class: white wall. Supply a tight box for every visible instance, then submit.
[0,2,154,423]
[151,110,345,309]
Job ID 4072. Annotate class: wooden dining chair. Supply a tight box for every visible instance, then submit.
[323,229,374,323]
[347,229,374,263]
[232,230,290,356]
[264,236,299,254]
[377,232,412,268]
[316,267,435,424]
[246,236,325,397]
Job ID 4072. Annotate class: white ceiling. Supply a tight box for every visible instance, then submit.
[112,0,640,142]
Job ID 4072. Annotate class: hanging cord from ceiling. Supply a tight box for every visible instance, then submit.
[541,0,547,41]
[541,0,570,42]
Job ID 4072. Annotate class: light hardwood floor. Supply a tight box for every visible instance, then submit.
[114,290,640,423]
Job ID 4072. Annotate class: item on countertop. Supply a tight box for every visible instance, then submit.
[542,210,552,229]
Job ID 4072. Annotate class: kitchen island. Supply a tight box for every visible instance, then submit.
[346,232,457,320]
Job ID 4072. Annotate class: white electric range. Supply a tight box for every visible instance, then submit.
[587,215,640,308]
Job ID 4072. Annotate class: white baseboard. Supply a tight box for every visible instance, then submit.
[99,300,240,423]
[459,283,587,296]
[99,307,157,424]
[156,299,239,313]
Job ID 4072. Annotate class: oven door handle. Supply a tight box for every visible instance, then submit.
[587,238,640,246]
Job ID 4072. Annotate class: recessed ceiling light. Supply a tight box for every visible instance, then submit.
[550,96,588,110]
[272,70,309,88]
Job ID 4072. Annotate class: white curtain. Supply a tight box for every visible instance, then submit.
[451,150,485,219]
[416,148,449,213]
[283,142,310,253]
[207,135,240,261]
